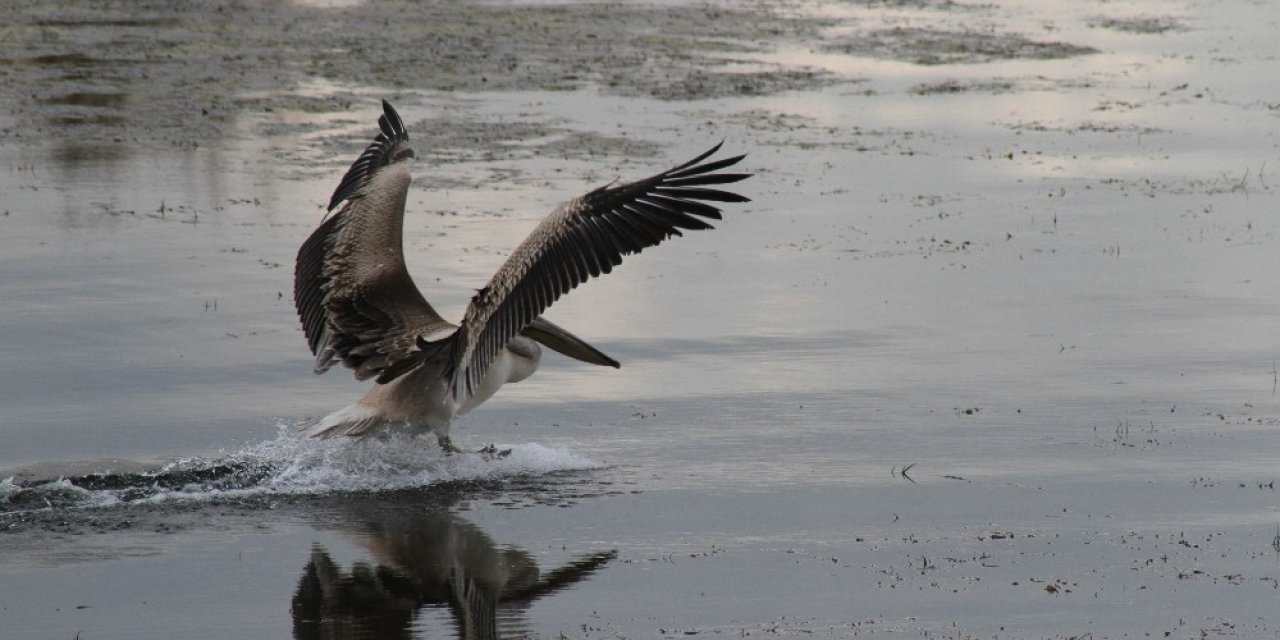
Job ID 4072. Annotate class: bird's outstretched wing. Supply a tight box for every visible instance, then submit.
[294,100,451,382]
[391,143,751,397]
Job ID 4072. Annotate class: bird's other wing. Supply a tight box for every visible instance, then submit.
[294,100,451,382]
[409,142,750,399]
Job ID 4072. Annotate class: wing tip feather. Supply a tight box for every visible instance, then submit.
[326,100,414,211]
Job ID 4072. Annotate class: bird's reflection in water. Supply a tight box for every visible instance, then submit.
[291,504,616,640]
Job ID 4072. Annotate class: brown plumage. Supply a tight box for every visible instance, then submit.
[294,100,750,446]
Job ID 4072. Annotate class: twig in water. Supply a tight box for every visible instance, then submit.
[1236,167,1250,199]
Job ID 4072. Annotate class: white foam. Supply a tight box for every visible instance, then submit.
[2,423,605,511]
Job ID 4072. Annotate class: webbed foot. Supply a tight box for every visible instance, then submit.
[436,435,511,459]
[477,444,512,460]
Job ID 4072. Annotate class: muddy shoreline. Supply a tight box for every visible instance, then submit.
[1,0,1108,155]
[1,1,836,150]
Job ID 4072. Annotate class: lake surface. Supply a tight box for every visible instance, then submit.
[2,0,1279,638]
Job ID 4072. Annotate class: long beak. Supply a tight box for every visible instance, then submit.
[521,317,620,368]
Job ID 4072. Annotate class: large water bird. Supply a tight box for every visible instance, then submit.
[294,101,749,450]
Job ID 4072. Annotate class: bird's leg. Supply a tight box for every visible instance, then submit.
[437,433,462,455]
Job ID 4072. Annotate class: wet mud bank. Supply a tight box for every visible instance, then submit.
[0,0,837,150]
[0,0,1112,154]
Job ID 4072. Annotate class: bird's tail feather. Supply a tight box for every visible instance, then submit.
[297,404,389,438]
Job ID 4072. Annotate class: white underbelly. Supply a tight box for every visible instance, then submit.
[458,341,540,415]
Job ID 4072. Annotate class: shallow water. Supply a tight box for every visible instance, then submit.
[3,0,1280,638]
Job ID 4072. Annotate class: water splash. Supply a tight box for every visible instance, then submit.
[0,424,603,514]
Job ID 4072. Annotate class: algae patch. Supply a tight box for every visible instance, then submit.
[826,27,1098,65]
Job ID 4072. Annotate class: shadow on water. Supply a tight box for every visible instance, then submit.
[293,500,616,640]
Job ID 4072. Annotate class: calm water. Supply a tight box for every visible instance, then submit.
[3,0,1279,638]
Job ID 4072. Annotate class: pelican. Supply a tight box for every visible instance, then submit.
[294,100,749,451]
